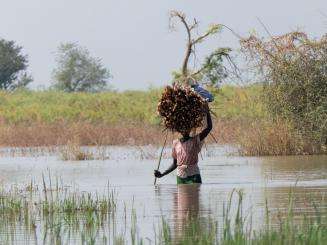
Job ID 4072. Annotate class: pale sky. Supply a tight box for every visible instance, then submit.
[0,0,326,90]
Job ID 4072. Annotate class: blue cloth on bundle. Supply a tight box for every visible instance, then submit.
[191,84,214,102]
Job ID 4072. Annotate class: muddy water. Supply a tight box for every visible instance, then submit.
[0,145,326,243]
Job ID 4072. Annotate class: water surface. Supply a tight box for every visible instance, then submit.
[0,145,326,244]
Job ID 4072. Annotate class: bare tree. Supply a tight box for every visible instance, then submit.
[169,11,224,85]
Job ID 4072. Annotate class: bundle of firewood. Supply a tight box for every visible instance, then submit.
[157,85,207,134]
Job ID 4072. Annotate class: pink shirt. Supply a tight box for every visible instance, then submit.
[172,135,203,178]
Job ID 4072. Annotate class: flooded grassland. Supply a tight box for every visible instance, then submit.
[0,145,326,244]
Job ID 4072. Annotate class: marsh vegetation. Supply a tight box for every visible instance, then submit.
[0,179,326,245]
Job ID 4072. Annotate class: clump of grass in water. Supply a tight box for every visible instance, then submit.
[0,176,118,244]
[59,139,95,161]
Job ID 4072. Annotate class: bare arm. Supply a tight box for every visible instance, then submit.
[199,111,212,141]
[154,159,177,178]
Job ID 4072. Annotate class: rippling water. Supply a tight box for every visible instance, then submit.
[0,145,326,244]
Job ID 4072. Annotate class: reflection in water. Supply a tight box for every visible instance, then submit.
[260,155,327,183]
[173,184,203,241]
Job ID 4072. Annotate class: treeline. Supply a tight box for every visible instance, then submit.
[0,39,111,92]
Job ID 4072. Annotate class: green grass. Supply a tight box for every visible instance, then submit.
[0,89,161,125]
[0,85,265,126]
[210,85,267,120]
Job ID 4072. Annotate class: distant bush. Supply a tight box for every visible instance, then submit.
[52,43,111,92]
[241,32,327,150]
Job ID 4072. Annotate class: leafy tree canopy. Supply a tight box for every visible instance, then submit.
[53,43,111,92]
[0,38,31,90]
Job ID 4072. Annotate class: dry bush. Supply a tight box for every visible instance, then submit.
[241,32,327,149]
[0,120,231,148]
[236,119,326,156]
[0,122,166,147]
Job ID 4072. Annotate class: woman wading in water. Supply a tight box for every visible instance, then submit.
[154,108,212,184]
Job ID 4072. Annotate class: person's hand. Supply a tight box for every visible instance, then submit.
[154,170,163,178]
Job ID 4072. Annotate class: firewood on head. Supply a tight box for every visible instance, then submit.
[157,85,207,134]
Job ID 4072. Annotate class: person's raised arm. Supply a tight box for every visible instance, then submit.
[154,158,177,178]
[199,110,212,142]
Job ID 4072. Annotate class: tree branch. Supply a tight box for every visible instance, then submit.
[170,11,193,79]
[191,66,206,77]
[170,11,191,42]
[193,31,212,44]
[193,25,221,44]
